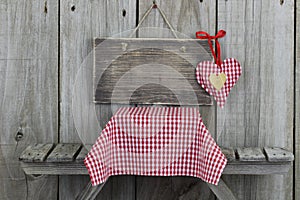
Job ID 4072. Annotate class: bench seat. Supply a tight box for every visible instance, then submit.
[19,143,294,200]
[19,143,294,176]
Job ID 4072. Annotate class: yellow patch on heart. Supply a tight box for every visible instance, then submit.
[209,73,226,91]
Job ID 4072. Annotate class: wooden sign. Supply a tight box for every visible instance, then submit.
[94,38,213,105]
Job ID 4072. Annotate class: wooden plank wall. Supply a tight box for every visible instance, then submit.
[0,0,58,199]
[217,1,294,200]
[0,0,297,200]
[136,1,216,200]
[296,1,300,200]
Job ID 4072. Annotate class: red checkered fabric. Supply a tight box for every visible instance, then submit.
[84,107,227,186]
[196,58,242,108]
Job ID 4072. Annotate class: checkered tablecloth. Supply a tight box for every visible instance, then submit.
[84,107,227,186]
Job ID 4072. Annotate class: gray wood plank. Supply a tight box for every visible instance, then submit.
[236,148,266,162]
[76,145,92,162]
[47,144,81,162]
[207,179,238,200]
[221,147,236,162]
[217,1,294,199]
[264,147,294,162]
[0,0,58,199]
[20,159,293,176]
[76,181,106,200]
[296,1,300,200]
[60,0,136,199]
[19,144,54,162]
[94,39,212,105]
[136,1,217,199]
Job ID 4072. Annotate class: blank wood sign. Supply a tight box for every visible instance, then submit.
[94,38,212,105]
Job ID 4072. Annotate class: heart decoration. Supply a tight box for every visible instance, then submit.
[196,58,241,108]
[195,30,242,108]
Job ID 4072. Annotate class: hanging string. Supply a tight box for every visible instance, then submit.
[129,2,178,38]
[195,30,226,66]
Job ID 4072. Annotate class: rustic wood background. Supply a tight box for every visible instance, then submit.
[0,0,297,199]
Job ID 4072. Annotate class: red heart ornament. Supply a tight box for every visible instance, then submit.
[196,58,242,108]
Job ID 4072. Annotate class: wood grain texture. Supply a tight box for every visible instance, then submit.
[19,144,54,162]
[207,179,238,200]
[237,147,266,161]
[60,0,136,199]
[47,144,81,162]
[136,1,217,199]
[94,38,212,105]
[20,145,293,175]
[0,0,58,199]
[76,181,106,200]
[264,147,294,162]
[296,1,300,199]
[217,0,294,199]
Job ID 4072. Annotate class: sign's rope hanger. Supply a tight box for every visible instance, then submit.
[129,1,178,38]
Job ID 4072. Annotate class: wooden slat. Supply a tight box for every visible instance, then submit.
[217,0,294,199]
[264,147,294,162]
[223,163,292,175]
[221,147,236,162]
[20,159,293,176]
[60,0,137,199]
[47,144,82,162]
[136,1,217,199]
[76,181,106,200]
[0,0,59,199]
[236,148,266,162]
[76,145,92,162]
[20,162,88,175]
[296,1,300,200]
[207,179,238,200]
[20,145,294,176]
[94,39,212,106]
[19,144,54,162]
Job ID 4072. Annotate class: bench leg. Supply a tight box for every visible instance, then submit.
[207,178,238,200]
[76,181,106,200]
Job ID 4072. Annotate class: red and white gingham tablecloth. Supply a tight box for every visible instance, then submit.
[84,107,227,186]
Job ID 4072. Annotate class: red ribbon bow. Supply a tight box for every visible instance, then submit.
[196,30,226,66]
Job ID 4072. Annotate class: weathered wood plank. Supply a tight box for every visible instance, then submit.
[0,0,58,199]
[217,0,294,199]
[221,147,236,162]
[264,147,294,162]
[60,0,136,199]
[20,159,293,176]
[237,148,266,162]
[47,144,81,162]
[207,179,238,200]
[136,1,217,199]
[76,145,92,162]
[94,39,212,105]
[76,181,106,200]
[296,1,300,199]
[19,144,54,162]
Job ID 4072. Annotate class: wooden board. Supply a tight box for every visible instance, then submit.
[264,147,294,162]
[237,148,266,162]
[296,0,300,199]
[19,144,54,162]
[135,1,217,199]
[94,38,212,105]
[59,0,137,199]
[20,145,293,175]
[0,0,58,199]
[47,144,81,162]
[217,0,294,199]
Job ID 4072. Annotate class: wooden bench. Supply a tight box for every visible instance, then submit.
[19,143,294,200]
